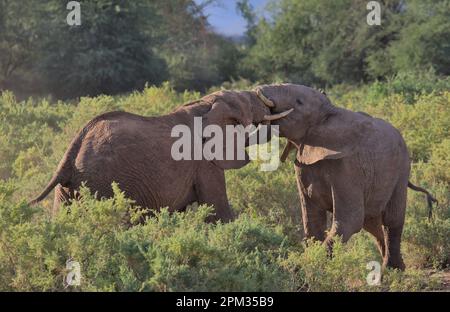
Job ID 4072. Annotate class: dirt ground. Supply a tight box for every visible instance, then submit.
[431,270,450,291]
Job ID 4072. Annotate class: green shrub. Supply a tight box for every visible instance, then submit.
[226,155,301,239]
[282,237,375,292]
[0,185,441,291]
[0,184,294,291]
[366,70,450,104]
[0,79,448,291]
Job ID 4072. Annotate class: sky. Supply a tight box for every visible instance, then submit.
[199,0,269,36]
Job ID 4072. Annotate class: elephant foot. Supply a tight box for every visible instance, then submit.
[384,225,406,271]
[385,256,406,271]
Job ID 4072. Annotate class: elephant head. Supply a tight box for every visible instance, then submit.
[176,90,275,170]
[254,83,360,165]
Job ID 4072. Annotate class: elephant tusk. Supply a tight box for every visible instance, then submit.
[256,88,275,108]
[264,108,294,121]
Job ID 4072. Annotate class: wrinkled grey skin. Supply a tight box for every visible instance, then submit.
[30,90,271,222]
[256,83,437,270]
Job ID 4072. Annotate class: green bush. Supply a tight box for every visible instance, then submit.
[365,70,450,103]
[0,184,293,291]
[282,236,375,292]
[0,185,441,291]
[0,77,448,291]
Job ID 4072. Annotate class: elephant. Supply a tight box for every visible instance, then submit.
[29,90,273,222]
[255,83,437,270]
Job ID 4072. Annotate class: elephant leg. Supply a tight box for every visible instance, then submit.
[297,188,327,241]
[363,217,387,263]
[383,182,407,271]
[324,182,365,250]
[196,162,234,223]
[53,185,71,216]
[295,165,329,241]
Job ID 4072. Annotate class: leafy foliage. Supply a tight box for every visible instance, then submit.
[2,1,450,98]
[37,1,168,99]
[0,0,242,98]
[240,0,450,86]
[0,75,448,291]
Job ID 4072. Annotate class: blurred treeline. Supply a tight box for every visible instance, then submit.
[0,0,449,99]
[0,0,243,98]
[241,0,450,85]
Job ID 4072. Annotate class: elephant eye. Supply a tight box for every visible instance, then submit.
[296,99,303,105]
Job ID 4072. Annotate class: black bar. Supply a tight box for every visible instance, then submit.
[0,292,446,311]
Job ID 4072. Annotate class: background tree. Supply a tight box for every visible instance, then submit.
[37,0,168,99]
[240,0,450,86]
[0,0,449,98]
[0,0,41,93]
[153,0,241,91]
[240,0,405,85]
[388,0,450,76]
[0,0,242,98]
[237,0,258,45]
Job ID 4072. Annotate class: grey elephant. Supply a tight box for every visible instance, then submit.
[29,90,273,222]
[256,83,437,270]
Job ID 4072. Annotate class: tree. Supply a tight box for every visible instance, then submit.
[237,0,258,45]
[37,0,168,99]
[240,0,449,86]
[388,0,450,76]
[0,0,41,92]
[153,0,241,91]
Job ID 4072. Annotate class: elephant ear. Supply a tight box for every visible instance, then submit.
[296,145,348,165]
[202,99,251,170]
[296,111,364,165]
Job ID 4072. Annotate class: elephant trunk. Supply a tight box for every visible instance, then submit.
[280,141,296,162]
[254,86,294,121]
[256,88,275,107]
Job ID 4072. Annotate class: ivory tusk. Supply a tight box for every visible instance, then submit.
[256,88,275,108]
[264,108,294,121]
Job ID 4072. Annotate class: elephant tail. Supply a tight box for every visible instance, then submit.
[28,133,83,206]
[407,181,438,220]
[28,154,75,206]
[28,174,61,206]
